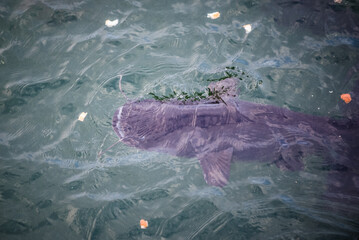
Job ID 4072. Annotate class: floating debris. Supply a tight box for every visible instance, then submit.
[148,67,258,103]
[207,12,220,19]
[340,93,352,104]
[78,112,88,121]
[140,219,148,229]
[243,24,252,34]
[105,19,118,27]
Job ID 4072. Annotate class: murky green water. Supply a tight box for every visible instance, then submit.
[1,0,359,239]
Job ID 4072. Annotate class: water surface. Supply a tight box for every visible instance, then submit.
[1,0,359,239]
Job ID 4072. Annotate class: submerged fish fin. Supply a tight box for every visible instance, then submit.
[198,147,233,187]
[274,147,304,171]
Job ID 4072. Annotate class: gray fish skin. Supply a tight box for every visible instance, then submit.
[113,78,358,188]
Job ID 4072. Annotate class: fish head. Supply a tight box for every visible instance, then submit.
[112,100,168,147]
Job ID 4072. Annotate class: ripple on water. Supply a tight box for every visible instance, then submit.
[0,0,359,239]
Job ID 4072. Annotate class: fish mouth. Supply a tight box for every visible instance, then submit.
[113,106,125,138]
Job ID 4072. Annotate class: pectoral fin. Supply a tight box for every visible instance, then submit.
[198,147,233,187]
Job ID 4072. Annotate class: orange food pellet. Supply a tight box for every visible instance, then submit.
[340,93,352,104]
[207,12,220,19]
[78,112,88,121]
[140,219,148,229]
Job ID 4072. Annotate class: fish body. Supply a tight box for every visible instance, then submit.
[113,78,358,187]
